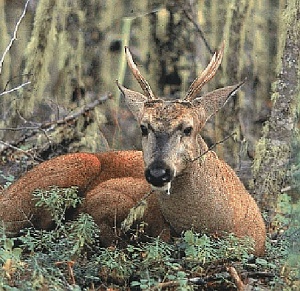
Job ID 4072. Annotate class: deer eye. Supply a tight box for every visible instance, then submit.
[183,126,193,136]
[140,125,149,136]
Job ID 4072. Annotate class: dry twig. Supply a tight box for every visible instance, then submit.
[0,0,31,97]
[0,0,31,75]
[55,261,76,285]
[0,94,110,156]
[227,266,245,291]
[0,81,31,97]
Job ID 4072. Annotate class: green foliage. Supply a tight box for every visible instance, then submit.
[0,186,294,289]
[20,213,100,259]
[32,186,82,228]
[273,194,293,230]
[0,230,23,289]
[0,170,15,189]
[181,231,253,265]
[0,186,99,289]
[128,238,184,289]
[267,192,300,289]
[282,198,300,289]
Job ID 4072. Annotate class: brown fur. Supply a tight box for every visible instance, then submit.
[0,151,169,246]
[157,151,266,255]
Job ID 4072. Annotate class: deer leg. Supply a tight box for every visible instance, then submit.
[82,177,169,246]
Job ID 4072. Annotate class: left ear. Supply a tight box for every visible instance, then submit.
[117,82,147,121]
[192,82,244,121]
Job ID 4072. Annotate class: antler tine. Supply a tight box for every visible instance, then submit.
[184,41,225,102]
[125,46,156,100]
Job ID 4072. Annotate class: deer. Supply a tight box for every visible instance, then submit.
[0,42,266,256]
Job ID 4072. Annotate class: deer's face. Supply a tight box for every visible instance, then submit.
[118,43,243,192]
[139,101,205,190]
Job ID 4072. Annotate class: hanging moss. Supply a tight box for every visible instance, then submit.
[0,0,114,155]
[147,0,196,98]
[252,0,271,103]
[20,0,85,118]
[21,0,55,116]
[0,1,34,142]
[208,0,227,89]
[214,0,249,166]
[222,0,249,83]
[0,0,288,161]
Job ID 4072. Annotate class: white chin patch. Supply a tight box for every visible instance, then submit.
[151,182,172,195]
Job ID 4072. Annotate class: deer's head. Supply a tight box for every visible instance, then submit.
[118,42,243,192]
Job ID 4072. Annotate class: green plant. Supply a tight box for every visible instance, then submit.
[0,186,101,289]
[281,198,300,289]
[0,226,23,289]
[32,186,82,229]
[0,185,296,290]
[129,238,181,289]
[273,194,293,230]
[129,238,188,290]
[182,231,217,264]
[181,230,253,265]
[0,170,15,189]
[263,192,300,289]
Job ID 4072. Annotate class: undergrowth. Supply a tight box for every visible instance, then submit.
[0,170,15,189]
[275,194,300,290]
[0,186,297,290]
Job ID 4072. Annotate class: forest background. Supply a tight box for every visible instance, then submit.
[0,0,299,289]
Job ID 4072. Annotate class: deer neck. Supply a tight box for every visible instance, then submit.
[156,145,222,235]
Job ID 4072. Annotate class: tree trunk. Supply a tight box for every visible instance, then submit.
[252,0,300,211]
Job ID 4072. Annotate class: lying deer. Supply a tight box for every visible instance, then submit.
[0,42,266,256]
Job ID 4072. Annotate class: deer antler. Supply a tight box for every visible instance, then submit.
[184,41,225,101]
[125,46,156,100]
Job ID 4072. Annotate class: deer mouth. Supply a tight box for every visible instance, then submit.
[144,161,174,194]
[150,182,172,194]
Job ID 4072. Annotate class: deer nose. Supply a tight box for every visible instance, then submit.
[145,162,172,187]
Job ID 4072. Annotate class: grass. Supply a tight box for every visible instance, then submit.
[0,186,296,290]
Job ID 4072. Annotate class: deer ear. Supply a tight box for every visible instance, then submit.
[117,82,147,120]
[192,82,244,121]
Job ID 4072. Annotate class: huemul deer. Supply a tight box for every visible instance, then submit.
[0,43,266,256]
[117,42,266,255]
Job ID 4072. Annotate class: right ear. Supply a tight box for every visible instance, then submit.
[117,81,147,121]
[192,82,244,122]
